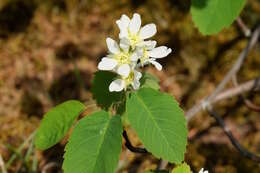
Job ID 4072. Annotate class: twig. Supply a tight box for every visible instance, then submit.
[0,154,7,173]
[232,75,260,112]
[214,77,260,103]
[159,25,260,171]
[6,132,35,169]
[41,162,61,173]
[186,77,260,120]
[186,26,260,120]
[156,159,168,170]
[243,99,260,112]
[207,26,259,100]
[122,131,148,154]
[207,108,260,162]
[236,17,251,37]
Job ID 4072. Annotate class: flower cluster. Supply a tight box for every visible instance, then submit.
[199,168,208,173]
[98,13,172,92]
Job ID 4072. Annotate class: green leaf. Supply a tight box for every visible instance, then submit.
[145,171,169,173]
[63,111,123,173]
[172,163,192,173]
[35,100,85,150]
[91,71,124,110]
[126,88,187,164]
[140,72,160,90]
[191,0,246,35]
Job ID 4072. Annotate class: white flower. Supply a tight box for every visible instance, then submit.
[98,37,138,77]
[137,40,172,71]
[199,168,208,173]
[116,13,157,49]
[109,69,142,92]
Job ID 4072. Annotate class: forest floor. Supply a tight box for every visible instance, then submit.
[0,0,260,172]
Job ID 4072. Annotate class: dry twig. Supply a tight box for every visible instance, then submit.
[186,26,260,120]
[0,154,7,173]
[159,25,260,170]
[236,17,251,37]
[207,108,260,162]
[232,75,260,112]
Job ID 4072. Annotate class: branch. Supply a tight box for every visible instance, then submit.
[207,108,260,162]
[236,17,251,37]
[159,26,260,171]
[186,26,260,120]
[122,130,148,154]
[42,162,61,173]
[186,77,260,120]
[232,75,260,112]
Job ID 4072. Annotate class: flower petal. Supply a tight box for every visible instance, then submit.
[106,37,120,54]
[117,64,130,77]
[98,57,118,70]
[120,38,130,51]
[109,79,125,92]
[148,46,172,58]
[149,59,162,71]
[116,14,130,30]
[132,80,140,90]
[116,15,130,38]
[139,23,157,39]
[134,70,142,80]
[143,40,157,50]
[129,13,141,34]
[199,168,208,173]
[130,52,139,61]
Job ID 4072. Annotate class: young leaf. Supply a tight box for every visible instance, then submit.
[63,111,123,173]
[191,0,246,35]
[172,163,192,173]
[140,72,160,90]
[145,171,169,173]
[91,71,124,110]
[35,100,85,150]
[126,88,187,164]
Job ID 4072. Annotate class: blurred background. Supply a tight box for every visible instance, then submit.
[0,0,259,172]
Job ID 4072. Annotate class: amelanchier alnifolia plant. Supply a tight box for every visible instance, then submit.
[98,13,172,92]
[35,13,189,173]
[168,163,208,173]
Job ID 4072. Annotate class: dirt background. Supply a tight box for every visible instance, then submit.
[0,0,260,172]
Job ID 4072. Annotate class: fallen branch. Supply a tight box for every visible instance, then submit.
[186,77,260,120]
[236,17,251,37]
[232,75,260,112]
[186,26,260,120]
[159,25,260,170]
[207,108,260,162]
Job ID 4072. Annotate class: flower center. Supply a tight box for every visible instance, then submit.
[140,48,149,65]
[128,30,141,47]
[123,71,134,86]
[114,52,131,65]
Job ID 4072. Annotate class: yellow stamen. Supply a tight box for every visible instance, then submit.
[114,52,131,65]
[123,71,134,86]
[140,48,149,65]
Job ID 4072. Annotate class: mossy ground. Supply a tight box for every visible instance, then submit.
[0,0,259,172]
